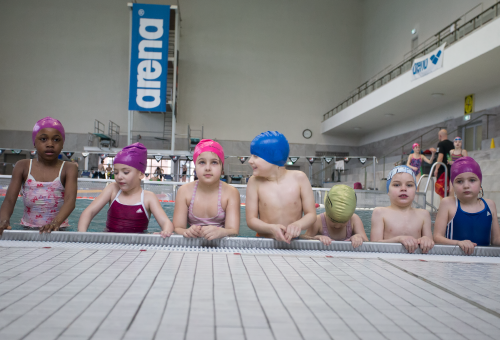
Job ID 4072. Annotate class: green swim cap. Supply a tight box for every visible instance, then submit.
[325,185,356,223]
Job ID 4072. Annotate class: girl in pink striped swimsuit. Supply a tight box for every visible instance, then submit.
[173,140,241,240]
[78,143,173,236]
[0,117,78,235]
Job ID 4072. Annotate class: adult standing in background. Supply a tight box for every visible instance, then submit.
[181,163,187,182]
[434,129,454,199]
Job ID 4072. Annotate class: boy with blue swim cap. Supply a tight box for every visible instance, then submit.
[370,165,434,253]
[246,131,316,243]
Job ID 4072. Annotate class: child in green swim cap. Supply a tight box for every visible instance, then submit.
[303,185,368,247]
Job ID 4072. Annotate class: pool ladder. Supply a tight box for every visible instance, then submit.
[417,161,448,213]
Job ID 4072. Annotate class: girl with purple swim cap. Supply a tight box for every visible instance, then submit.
[173,139,241,240]
[0,117,78,235]
[78,143,174,236]
[434,157,500,254]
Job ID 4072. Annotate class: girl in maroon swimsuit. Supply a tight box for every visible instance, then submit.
[78,143,173,236]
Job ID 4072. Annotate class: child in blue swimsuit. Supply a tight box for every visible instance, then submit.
[434,157,500,255]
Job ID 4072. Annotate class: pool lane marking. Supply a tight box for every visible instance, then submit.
[378,258,500,319]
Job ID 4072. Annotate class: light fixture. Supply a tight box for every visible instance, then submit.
[464,114,471,121]
[384,113,394,117]
[353,127,361,131]
[431,93,444,98]
[411,28,417,35]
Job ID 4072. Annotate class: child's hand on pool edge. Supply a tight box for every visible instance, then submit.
[285,223,301,241]
[349,234,364,248]
[184,225,203,238]
[200,225,226,241]
[418,236,434,254]
[39,221,62,234]
[457,240,477,255]
[315,235,332,246]
[154,230,173,238]
[0,220,12,236]
[271,224,289,243]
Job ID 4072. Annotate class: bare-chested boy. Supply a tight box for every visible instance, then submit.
[246,131,316,243]
[370,165,434,253]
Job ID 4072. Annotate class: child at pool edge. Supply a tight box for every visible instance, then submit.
[78,143,173,236]
[370,165,434,253]
[302,185,368,248]
[433,157,500,255]
[0,117,78,235]
[246,131,316,243]
[173,139,240,240]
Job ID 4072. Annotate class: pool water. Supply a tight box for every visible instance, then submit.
[1,197,374,238]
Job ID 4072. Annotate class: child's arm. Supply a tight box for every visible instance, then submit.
[284,172,317,241]
[486,199,500,246]
[418,210,434,253]
[301,216,332,245]
[421,153,435,165]
[0,160,27,235]
[201,185,240,240]
[77,183,116,232]
[145,191,173,238]
[172,186,202,238]
[433,197,476,255]
[40,163,78,233]
[370,207,419,253]
[245,177,288,242]
[350,213,368,248]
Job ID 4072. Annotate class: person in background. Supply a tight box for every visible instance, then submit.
[0,117,78,235]
[302,185,368,248]
[448,136,468,197]
[181,163,187,182]
[406,143,435,190]
[433,157,500,255]
[371,165,434,253]
[434,129,454,200]
[246,131,316,243]
[173,140,240,240]
[78,143,173,236]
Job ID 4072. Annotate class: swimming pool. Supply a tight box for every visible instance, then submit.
[1,197,375,238]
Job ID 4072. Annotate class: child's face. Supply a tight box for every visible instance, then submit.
[453,172,480,199]
[195,152,222,184]
[413,146,420,153]
[113,164,143,191]
[388,173,416,206]
[34,128,64,161]
[326,216,348,229]
[454,139,462,149]
[248,155,275,177]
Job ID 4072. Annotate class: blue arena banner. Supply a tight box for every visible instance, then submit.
[128,4,170,112]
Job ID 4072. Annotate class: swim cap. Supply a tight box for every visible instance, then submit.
[450,156,482,183]
[114,143,148,173]
[454,136,462,141]
[32,117,65,145]
[325,185,357,223]
[386,165,416,192]
[193,139,225,166]
[250,131,289,166]
[412,143,419,149]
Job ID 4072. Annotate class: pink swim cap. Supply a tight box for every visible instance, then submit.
[32,117,65,145]
[412,143,420,149]
[114,143,148,173]
[193,139,224,165]
[450,156,482,183]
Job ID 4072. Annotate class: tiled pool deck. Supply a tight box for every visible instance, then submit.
[1,242,500,340]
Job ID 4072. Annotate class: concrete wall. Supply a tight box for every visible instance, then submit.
[0,0,364,148]
[360,0,497,82]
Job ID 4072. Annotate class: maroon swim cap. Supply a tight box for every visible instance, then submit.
[114,143,148,173]
[450,156,482,183]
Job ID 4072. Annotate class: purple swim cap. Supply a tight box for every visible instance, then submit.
[32,117,65,145]
[450,156,482,183]
[114,143,148,173]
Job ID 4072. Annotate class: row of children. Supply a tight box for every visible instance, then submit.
[0,117,499,255]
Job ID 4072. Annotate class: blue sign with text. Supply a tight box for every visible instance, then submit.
[128,4,170,112]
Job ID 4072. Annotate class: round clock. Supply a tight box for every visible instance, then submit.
[303,129,312,139]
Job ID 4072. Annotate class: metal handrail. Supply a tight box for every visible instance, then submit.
[417,174,438,212]
[424,162,448,201]
[322,1,500,122]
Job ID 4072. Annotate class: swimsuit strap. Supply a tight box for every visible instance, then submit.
[217,181,223,212]
[189,181,199,209]
[58,161,65,177]
[110,189,122,207]
[320,213,328,236]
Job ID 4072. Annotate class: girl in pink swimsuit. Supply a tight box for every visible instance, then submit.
[173,139,241,240]
[0,117,78,235]
[406,143,435,190]
[78,143,173,236]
